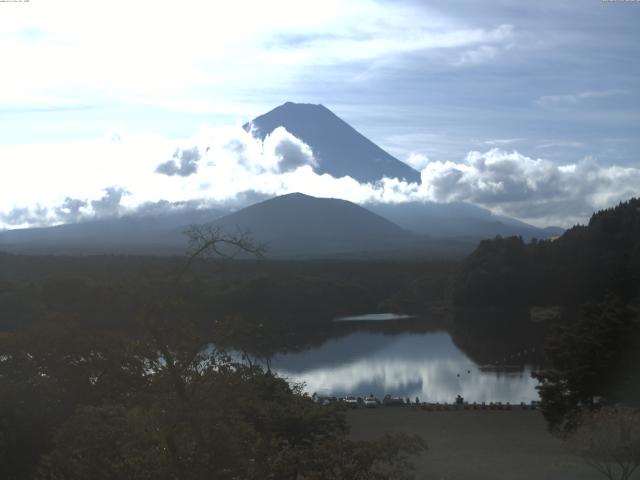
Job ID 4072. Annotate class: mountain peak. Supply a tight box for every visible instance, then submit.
[281,101,326,109]
[257,102,337,123]
[211,193,417,258]
[245,103,421,184]
[277,191,314,200]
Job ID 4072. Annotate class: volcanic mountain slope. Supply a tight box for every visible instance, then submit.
[209,192,426,258]
[366,202,564,240]
[245,102,421,184]
[0,208,226,255]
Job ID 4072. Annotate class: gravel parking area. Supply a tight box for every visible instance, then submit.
[346,407,614,480]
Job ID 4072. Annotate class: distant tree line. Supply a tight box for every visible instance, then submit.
[453,198,640,308]
[0,253,455,358]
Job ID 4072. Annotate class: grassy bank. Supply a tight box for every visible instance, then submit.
[347,408,611,480]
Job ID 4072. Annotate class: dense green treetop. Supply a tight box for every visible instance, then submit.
[454,198,640,307]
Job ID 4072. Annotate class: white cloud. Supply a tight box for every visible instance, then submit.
[0,1,516,115]
[1,125,639,230]
[419,149,640,226]
[155,147,202,177]
[262,24,514,66]
[535,89,628,107]
[405,153,431,170]
[483,138,522,147]
[0,125,394,228]
[536,141,584,149]
[265,127,318,172]
[454,45,498,66]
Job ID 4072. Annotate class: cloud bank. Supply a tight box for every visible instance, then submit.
[420,150,640,226]
[1,1,516,120]
[1,125,639,230]
[155,147,201,177]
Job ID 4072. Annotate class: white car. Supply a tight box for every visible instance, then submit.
[364,396,378,408]
[344,396,359,408]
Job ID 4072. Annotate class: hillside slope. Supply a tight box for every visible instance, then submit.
[453,198,640,307]
[211,192,425,257]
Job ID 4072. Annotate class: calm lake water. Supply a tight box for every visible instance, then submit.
[269,321,540,403]
[334,313,415,322]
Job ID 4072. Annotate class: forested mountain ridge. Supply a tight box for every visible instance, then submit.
[453,198,640,307]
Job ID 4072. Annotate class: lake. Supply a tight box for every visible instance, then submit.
[268,318,540,403]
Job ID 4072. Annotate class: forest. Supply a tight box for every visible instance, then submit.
[1,233,439,480]
[453,198,640,434]
[453,198,640,308]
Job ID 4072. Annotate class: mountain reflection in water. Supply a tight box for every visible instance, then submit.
[270,330,539,403]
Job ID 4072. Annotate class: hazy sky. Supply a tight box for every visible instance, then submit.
[1,0,639,229]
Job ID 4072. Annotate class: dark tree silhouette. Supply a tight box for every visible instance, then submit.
[534,297,640,434]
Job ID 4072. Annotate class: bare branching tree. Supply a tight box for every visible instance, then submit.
[174,224,265,285]
[566,407,640,480]
[141,224,265,478]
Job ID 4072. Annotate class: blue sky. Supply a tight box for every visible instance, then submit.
[1,0,639,228]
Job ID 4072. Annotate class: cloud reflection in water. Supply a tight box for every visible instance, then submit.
[271,331,539,403]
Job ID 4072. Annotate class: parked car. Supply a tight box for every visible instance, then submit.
[363,396,378,408]
[344,396,359,408]
[383,394,405,406]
